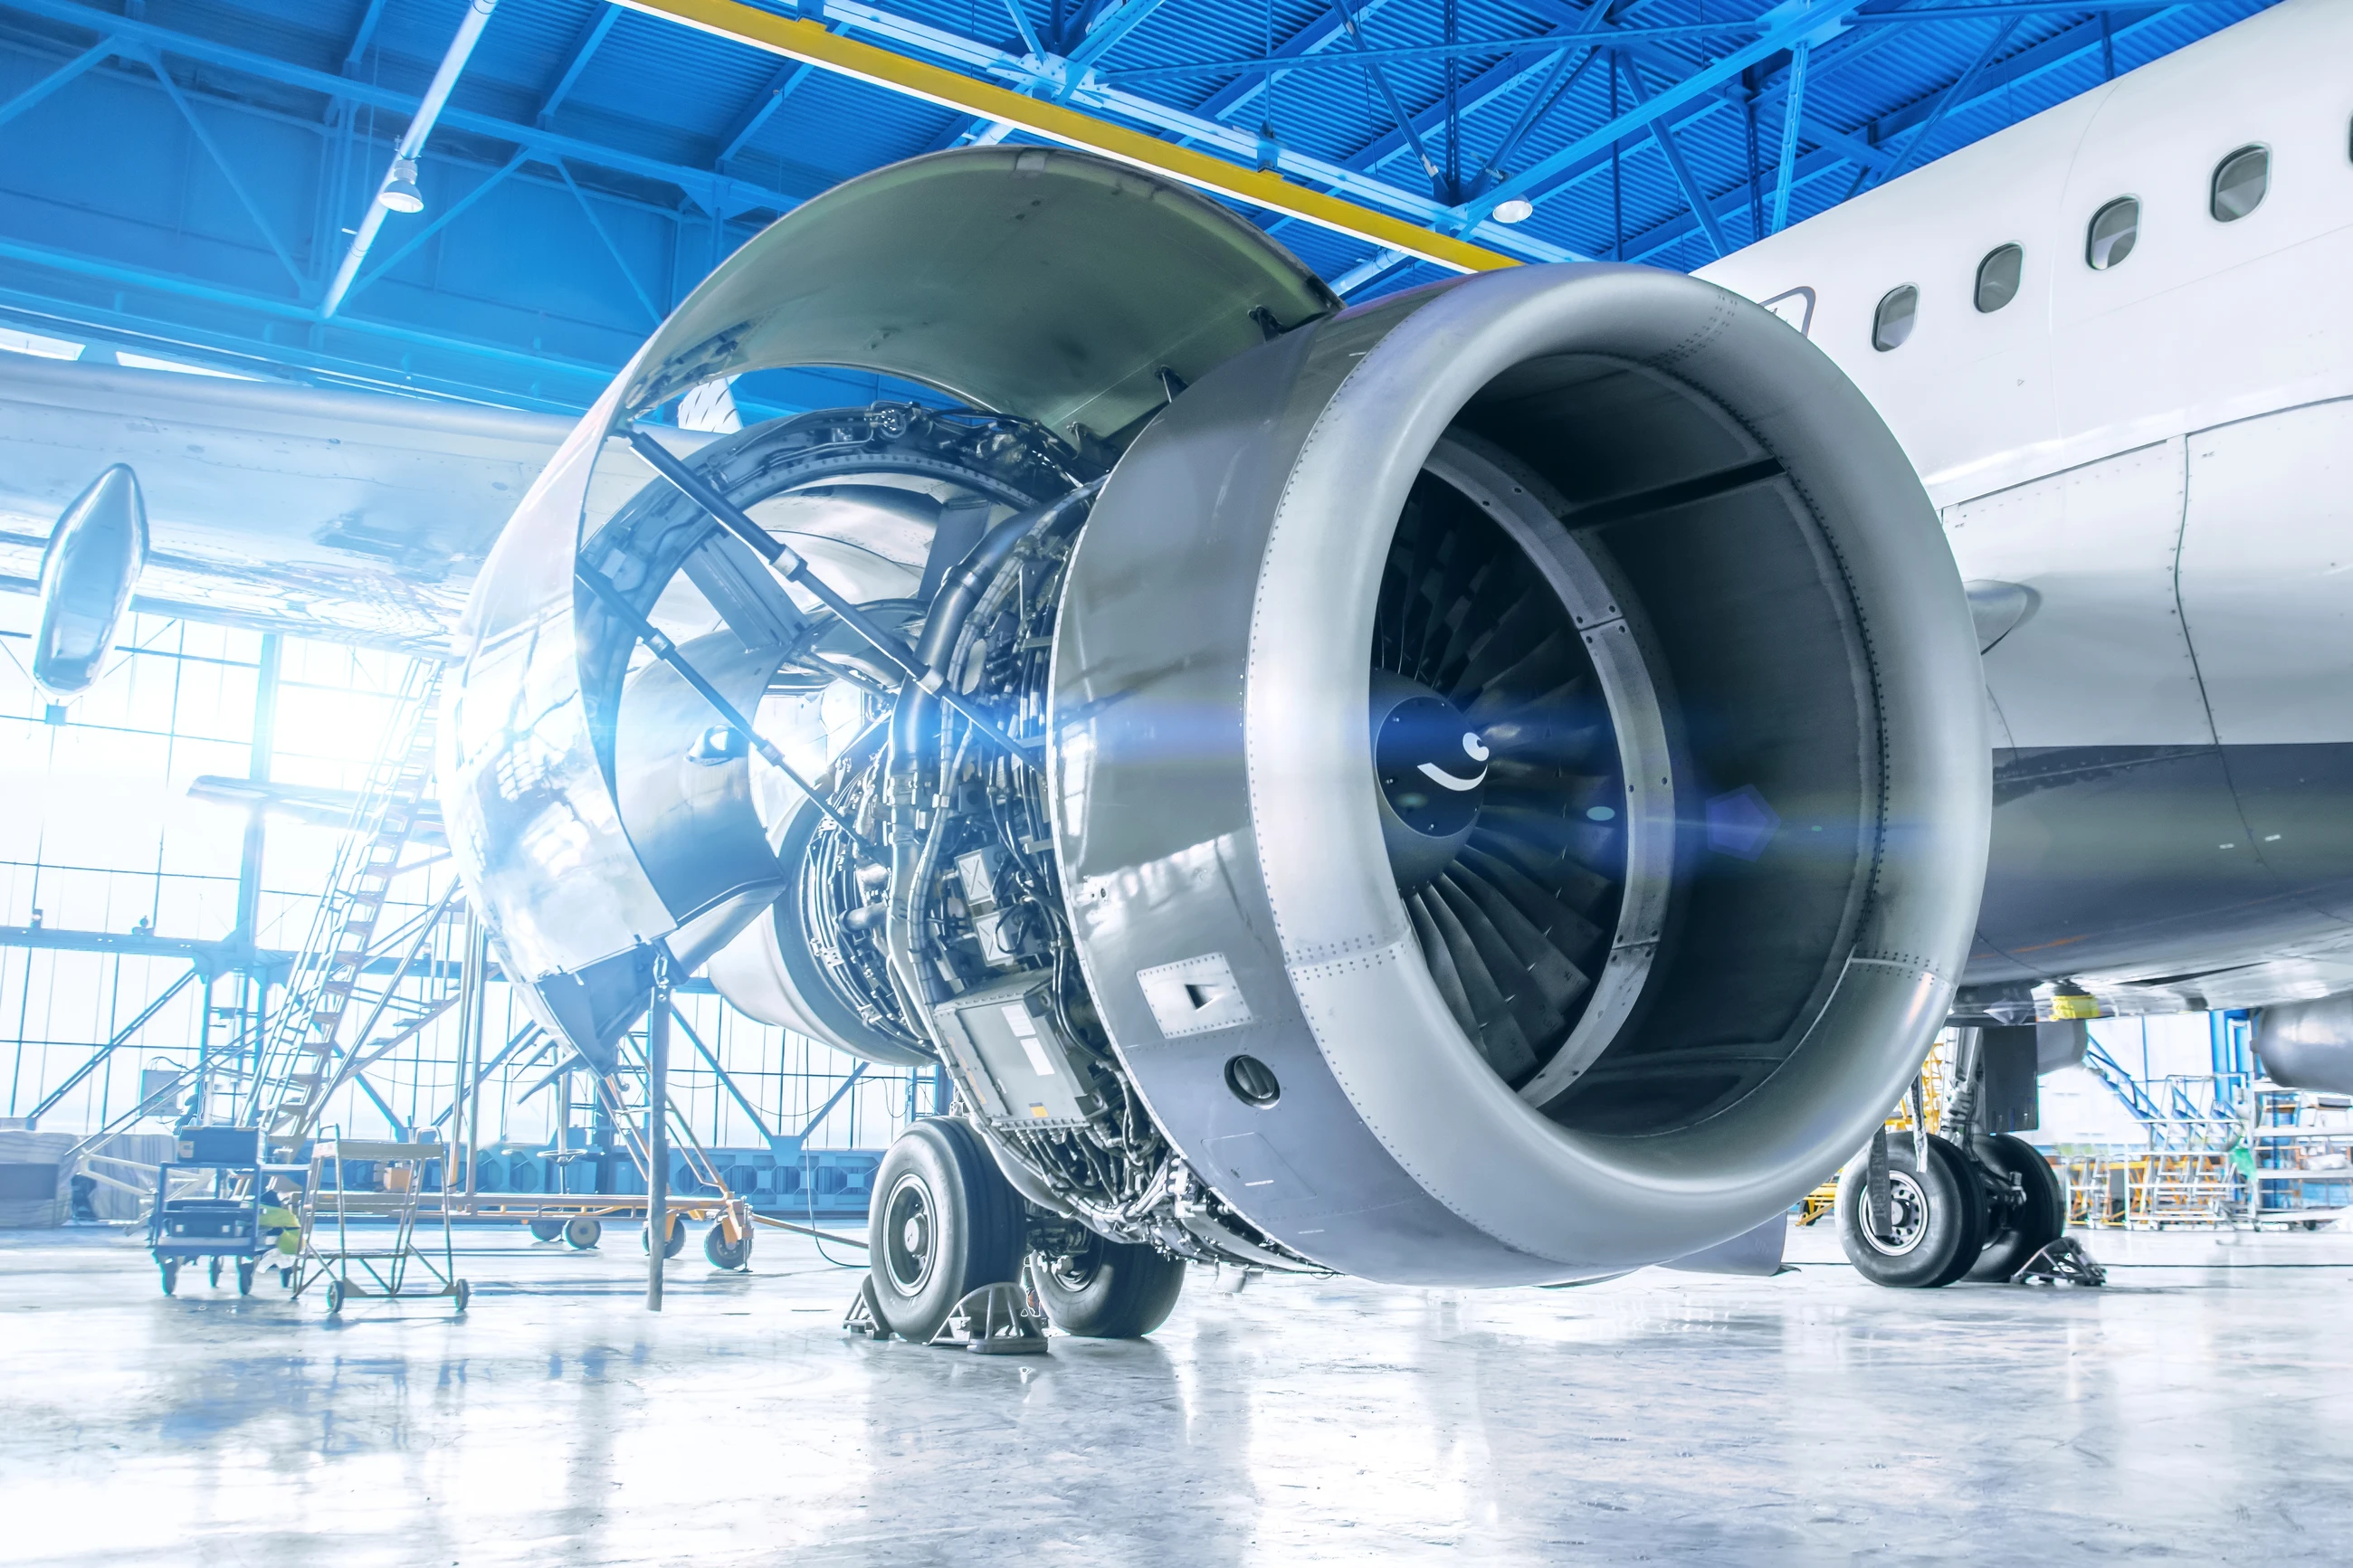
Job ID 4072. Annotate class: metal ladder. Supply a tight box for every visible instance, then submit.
[250,661,447,1159]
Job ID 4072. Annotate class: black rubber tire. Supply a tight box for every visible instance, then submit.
[703,1224,753,1270]
[1031,1234,1187,1338]
[1835,1132,1987,1288]
[563,1217,602,1250]
[207,1257,222,1288]
[642,1214,687,1258]
[867,1118,1025,1344]
[325,1279,345,1316]
[159,1260,177,1297]
[1967,1134,2067,1282]
[453,1279,471,1314]
[528,1219,564,1243]
[236,1260,254,1297]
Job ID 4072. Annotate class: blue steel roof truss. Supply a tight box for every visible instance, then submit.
[0,0,2283,409]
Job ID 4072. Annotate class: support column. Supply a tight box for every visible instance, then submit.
[233,633,281,1126]
[645,948,672,1312]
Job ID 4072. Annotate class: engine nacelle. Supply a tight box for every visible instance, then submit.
[446,147,1987,1284]
[1053,265,1987,1283]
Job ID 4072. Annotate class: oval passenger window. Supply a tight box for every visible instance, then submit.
[1975,244,2023,313]
[2086,197,2139,270]
[2211,145,2268,221]
[1872,285,1918,352]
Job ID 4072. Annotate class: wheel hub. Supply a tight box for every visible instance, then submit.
[1862,1169,1931,1256]
[881,1172,937,1296]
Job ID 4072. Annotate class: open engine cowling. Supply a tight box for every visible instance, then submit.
[1053,265,1988,1284]
[446,146,1986,1287]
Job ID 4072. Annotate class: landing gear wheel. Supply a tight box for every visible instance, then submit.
[563,1217,603,1250]
[528,1219,564,1242]
[867,1118,1024,1344]
[159,1260,178,1297]
[207,1257,222,1288]
[1834,1132,1987,1288]
[1030,1234,1186,1338]
[1967,1133,2067,1282]
[704,1224,753,1271]
[643,1214,687,1258]
[325,1279,346,1316]
[235,1260,254,1297]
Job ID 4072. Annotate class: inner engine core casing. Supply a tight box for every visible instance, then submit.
[1052,265,1988,1284]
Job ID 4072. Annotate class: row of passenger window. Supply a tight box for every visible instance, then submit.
[1870,141,2280,352]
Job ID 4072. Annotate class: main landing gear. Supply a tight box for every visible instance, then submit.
[1836,1026,2084,1288]
[853,1117,1187,1347]
[1825,1024,2089,1297]
[1835,1130,2067,1288]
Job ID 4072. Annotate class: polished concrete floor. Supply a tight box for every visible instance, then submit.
[2,1220,2348,1566]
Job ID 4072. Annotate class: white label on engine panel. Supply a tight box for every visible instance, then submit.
[1138,952,1253,1038]
[1000,1004,1055,1077]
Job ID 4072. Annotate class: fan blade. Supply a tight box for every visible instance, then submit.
[1434,873,1565,1052]
[1406,890,1481,1042]
[1468,825,1616,918]
[1425,555,1506,685]
[1410,526,1489,681]
[1452,588,1559,700]
[1457,843,1607,966]
[1443,869,1585,1030]
[1477,803,1622,875]
[1433,557,1529,695]
[1472,628,1580,716]
[1421,886,1538,1080]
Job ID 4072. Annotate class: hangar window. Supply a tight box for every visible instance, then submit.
[1974,244,2023,312]
[1871,285,1918,352]
[2210,145,2268,221]
[2086,197,2139,270]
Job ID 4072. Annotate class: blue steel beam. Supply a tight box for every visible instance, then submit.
[716,59,817,163]
[129,45,308,290]
[344,147,533,307]
[341,0,395,76]
[1108,0,2259,80]
[1614,50,1730,257]
[3,0,794,219]
[1615,2,2215,261]
[1463,0,1864,230]
[0,34,113,129]
[1861,14,2022,190]
[553,157,665,323]
[538,3,623,127]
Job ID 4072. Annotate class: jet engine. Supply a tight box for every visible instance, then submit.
[443,147,1988,1292]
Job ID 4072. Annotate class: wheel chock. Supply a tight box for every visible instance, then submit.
[2012,1236,2106,1287]
[843,1276,891,1340]
[929,1281,1051,1354]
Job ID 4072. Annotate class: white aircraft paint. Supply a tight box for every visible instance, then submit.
[1698,0,2353,753]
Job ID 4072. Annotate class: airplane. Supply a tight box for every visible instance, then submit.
[1696,0,2353,1279]
[8,0,2346,1331]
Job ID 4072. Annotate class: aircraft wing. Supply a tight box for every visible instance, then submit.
[0,355,605,652]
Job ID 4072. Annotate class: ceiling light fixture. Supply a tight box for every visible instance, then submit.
[379,157,424,214]
[1491,197,1535,225]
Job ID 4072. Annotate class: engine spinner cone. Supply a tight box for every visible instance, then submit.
[1373,671,1485,888]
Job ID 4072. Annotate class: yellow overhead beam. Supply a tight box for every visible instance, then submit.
[617,0,1522,275]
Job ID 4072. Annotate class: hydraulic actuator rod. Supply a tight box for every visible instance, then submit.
[576,563,878,853]
[624,426,1038,765]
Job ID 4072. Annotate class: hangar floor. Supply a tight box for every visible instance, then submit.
[3,1222,2347,1565]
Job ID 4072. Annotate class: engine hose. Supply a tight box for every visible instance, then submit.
[889,479,1103,785]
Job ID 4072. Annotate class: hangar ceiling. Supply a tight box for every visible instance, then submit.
[0,0,2282,411]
